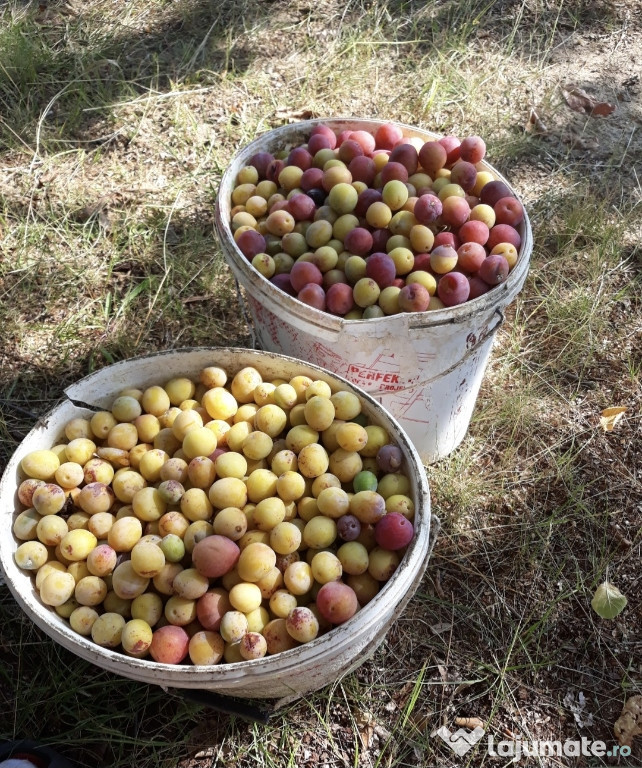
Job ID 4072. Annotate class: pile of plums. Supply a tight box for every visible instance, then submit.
[229,122,524,318]
[13,364,417,664]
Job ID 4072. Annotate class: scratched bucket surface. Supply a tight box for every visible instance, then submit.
[0,348,432,701]
[215,118,533,464]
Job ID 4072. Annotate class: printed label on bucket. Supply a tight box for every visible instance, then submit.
[347,358,421,393]
[249,296,426,392]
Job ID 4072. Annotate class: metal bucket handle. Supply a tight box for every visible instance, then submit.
[363,308,505,398]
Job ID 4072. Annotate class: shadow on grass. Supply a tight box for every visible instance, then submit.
[0,592,247,768]
[0,185,254,463]
[380,492,641,763]
[384,0,632,50]
[1,0,633,149]
[0,0,268,149]
[0,0,273,435]
[1,438,639,768]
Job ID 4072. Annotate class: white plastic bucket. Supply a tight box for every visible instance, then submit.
[215,118,533,464]
[0,348,433,702]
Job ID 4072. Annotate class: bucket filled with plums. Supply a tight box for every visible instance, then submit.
[0,348,433,701]
[215,118,532,464]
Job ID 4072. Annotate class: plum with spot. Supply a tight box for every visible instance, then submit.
[375,122,403,150]
[418,141,447,175]
[413,194,442,225]
[326,283,355,315]
[480,179,512,208]
[298,283,326,311]
[236,229,266,261]
[438,135,461,164]
[478,254,510,286]
[457,242,487,273]
[380,162,409,185]
[458,219,489,246]
[468,276,491,299]
[450,161,478,193]
[398,283,430,313]
[493,196,524,227]
[389,143,418,175]
[337,514,362,541]
[350,129,376,155]
[249,151,275,178]
[349,156,376,186]
[486,223,521,251]
[191,535,240,579]
[290,260,323,293]
[459,135,486,163]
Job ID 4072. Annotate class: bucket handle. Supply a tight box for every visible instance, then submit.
[365,308,505,398]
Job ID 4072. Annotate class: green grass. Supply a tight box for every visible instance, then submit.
[1,0,641,766]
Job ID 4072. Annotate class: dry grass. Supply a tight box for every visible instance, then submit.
[1,0,641,766]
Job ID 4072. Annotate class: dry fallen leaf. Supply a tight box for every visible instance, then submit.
[98,208,112,233]
[35,0,79,23]
[273,108,319,123]
[560,130,600,151]
[183,295,214,304]
[525,108,548,134]
[430,621,453,635]
[600,406,626,431]
[562,86,616,117]
[455,716,485,730]
[356,710,376,750]
[393,680,415,706]
[563,690,594,728]
[614,695,642,747]
[433,569,445,599]
[407,711,433,734]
